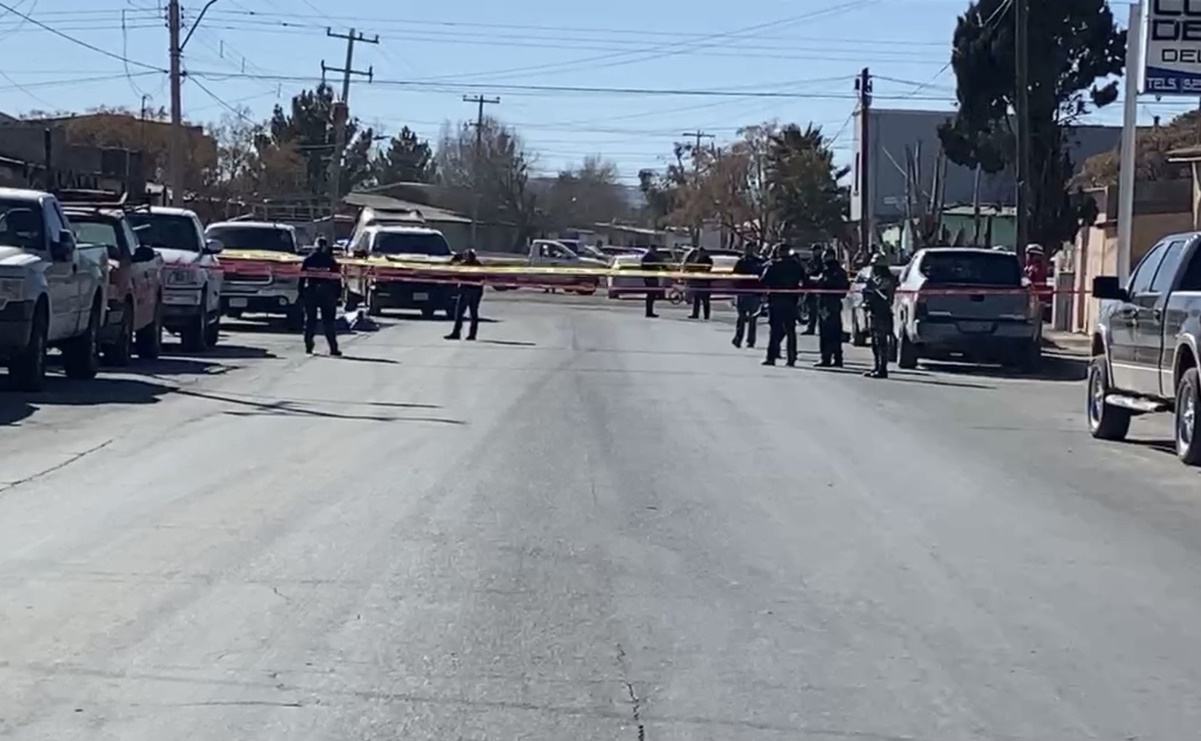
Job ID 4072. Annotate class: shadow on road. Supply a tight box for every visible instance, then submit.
[174,388,464,424]
[0,375,175,426]
[919,354,1086,383]
[161,344,280,362]
[477,339,537,347]
[327,355,400,365]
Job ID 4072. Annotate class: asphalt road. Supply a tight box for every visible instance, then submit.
[2,296,1200,740]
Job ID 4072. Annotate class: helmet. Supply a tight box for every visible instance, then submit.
[1025,243,1044,254]
[871,253,889,267]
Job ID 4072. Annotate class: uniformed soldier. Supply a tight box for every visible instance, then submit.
[641,245,667,318]
[731,241,765,349]
[862,253,897,379]
[814,249,849,368]
[761,243,805,367]
[445,248,484,341]
[298,236,342,356]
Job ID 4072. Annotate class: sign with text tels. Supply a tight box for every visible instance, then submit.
[1142,0,1201,94]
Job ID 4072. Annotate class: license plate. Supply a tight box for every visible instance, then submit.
[958,321,994,333]
[229,298,248,308]
[163,293,199,306]
[412,292,429,301]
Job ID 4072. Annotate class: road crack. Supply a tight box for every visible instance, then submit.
[0,439,113,494]
[615,643,645,741]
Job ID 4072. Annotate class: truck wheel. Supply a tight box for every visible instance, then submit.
[850,317,868,347]
[204,312,221,348]
[1087,355,1131,441]
[63,301,101,380]
[897,329,918,370]
[180,306,209,353]
[103,300,135,367]
[8,301,48,392]
[136,298,163,360]
[1175,367,1201,465]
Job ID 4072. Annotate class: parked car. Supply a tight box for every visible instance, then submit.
[485,240,609,294]
[843,265,903,346]
[1089,232,1201,464]
[607,251,652,299]
[345,224,458,319]
[205,220,304,327]
[0,187,108,390]
[893,247,1042,370]
[126,207,223,351]
[65,206,164,364]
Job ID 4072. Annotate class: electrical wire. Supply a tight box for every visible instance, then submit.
[0,0,166,72]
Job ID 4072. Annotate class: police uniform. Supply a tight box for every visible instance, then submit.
[814,254,849,367]
[684,247,714,320]
[731,248,765,348]
[862,258,897,378]
[445,249,484,341]
[761,247,804,366]
[298,241,342,356]
[641,247,666,317]
[802,252,823,335]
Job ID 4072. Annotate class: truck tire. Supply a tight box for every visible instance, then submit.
[63,300,101,381]
[1175,367,1201,465]
[204,312,221,348]
[1087,355,1131,441]
[897,329,918,370]
[850,316,868,346]
[8,300,48,392]
[102,299,135,367]
[136,298,162,360]
[180,306,209,353]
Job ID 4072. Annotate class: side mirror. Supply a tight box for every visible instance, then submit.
[1092,275,1129,302]
[50,230,74,262]
[132,245,157,263]
[203,238,223,254]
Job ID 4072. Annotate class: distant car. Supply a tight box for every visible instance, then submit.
[843,265,903,347]
[893,247,1042,370]
[607,251,653,299]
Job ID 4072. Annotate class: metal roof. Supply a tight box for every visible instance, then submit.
[343,192,472,224]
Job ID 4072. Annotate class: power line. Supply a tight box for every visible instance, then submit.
[187,72,954,101]
[0,1,166,72]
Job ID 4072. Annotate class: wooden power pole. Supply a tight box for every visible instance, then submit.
[855,67,873,252]
[464,95,500,248]
[1014,0,1031,254]
[322,28,378,238]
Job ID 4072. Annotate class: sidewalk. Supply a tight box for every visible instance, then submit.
[1043,328,1092,357]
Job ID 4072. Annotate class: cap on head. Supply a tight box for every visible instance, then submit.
[1025,243,1044,254]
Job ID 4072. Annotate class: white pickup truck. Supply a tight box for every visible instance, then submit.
[487,239,609,294]
[0,187,108,390]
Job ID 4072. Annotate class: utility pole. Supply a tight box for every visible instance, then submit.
[1014,0,1031,256]
[167,0,183,207]
[322,27,378,238]
[681,129,714,247]
[464,94,500,248]
[167,0,220,207]
[855,67,872,253]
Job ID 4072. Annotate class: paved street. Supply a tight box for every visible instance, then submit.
[2,294,1200,740]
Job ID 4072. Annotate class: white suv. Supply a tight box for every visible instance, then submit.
[0,187,108,390]
[126,207,223,351]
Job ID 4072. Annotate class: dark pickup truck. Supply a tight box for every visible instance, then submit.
[1089,231,1201,465]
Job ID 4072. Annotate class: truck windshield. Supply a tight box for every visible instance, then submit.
[206,226,296,253]
[127,212,200,252]
[71,217,120,248]
[919,251,1021,286]
[0,200,45,251]
[373,232,451,256]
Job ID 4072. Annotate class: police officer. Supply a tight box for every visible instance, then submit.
[731,241,765,349]
[862,253,897,379]
[761,243,805,367]
[684,245,714,320]
[802,246,823,335]
[445,248,484,341]
[298,236,342,356]
[814,249,849,368]
[641,245,667,318]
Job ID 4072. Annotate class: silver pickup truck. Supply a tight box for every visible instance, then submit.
[1089,231,1201,465]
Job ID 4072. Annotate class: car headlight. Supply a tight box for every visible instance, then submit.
[165,267,201,287]
[0,278,23,301]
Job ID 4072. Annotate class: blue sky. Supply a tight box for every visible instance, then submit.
[0,0,1190,184]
